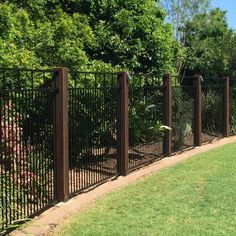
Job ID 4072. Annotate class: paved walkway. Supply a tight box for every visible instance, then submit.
[12,136,236,236]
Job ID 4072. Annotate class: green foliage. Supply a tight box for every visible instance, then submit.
[0,0,178,84]
[159,0,210,41]
[182,8,235,78]
[85,0,177,74]
[160,1,236,78]
[129,86,167,147]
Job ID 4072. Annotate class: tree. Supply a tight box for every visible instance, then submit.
[75,0,179,74]
[158,0,210,75]
[159,0,210,42]
[0,0,179,77]
[183,8,235,79]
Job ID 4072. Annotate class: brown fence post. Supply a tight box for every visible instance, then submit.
[52,67,69,202]
[163,74,172,156]
[117,72,129,176]
[194,75,202,146]
[223,76,230,137]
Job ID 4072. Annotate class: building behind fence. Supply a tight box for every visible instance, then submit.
[0,67,234,234]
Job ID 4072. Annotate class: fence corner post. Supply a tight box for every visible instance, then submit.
[52,67,69,202]
[117,72,129,176]
[163,74,172,156]
[194,75,202,146]
[223,76,230,137]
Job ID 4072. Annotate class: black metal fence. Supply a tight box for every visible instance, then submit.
[0,68,235,234]
[128,75,164,170]
[172,85,195,152]
[201,81,224,143]
[0,69,57,234]
[68,73,118,195]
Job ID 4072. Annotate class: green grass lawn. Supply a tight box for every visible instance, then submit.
[56,143,236,236]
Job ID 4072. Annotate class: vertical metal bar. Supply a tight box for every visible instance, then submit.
[72,89,76,194]
[117,72,129,176]
[10,91,15,221]
[52,68,69,202]
[40,89,46,208]
[82,88,85,190]
[194,75,202,146]
[34,90,39,211]
[86,87,90,189]
[69,89,73,194]
[6,94,12,225]
[163,74,172,156]
[223,76,230,137]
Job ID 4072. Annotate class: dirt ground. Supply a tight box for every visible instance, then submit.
[68,132,219,194]
[11,136,236,236]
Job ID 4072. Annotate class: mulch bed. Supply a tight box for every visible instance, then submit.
[68,132,220,193]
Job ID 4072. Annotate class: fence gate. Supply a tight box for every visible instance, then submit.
[68,72,118,196]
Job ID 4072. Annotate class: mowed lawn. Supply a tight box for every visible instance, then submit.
[56,143,236,236]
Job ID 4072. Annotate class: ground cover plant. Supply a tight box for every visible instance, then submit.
[56,142,236,236]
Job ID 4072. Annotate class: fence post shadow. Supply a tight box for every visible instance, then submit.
[52,67,69,202]
[117,72,129,176]
[163,74,172,156]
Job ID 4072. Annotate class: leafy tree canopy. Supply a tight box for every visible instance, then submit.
[183,8,235,78]
[0,0,178,77]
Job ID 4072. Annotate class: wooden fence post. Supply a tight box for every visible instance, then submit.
[223,76,230,137]
[52,67,69,202]
[163,74,172,156]
[194,75,202,146]
[117,72,129,176]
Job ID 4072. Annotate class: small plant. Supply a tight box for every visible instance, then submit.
[129,99,168,147]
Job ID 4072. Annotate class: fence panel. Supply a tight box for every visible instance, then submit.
[172,84,195,152]
[68,73,118,196]
[201,83,224,142]
[0,69,57,233]
[128,75,164,170]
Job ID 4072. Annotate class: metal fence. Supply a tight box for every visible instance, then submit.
[68,72,118,195]
[128,74,164,170]
[0,69,57,233]
[172,85,195,152]
[0,68,234,234]
[201,81,224,143]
